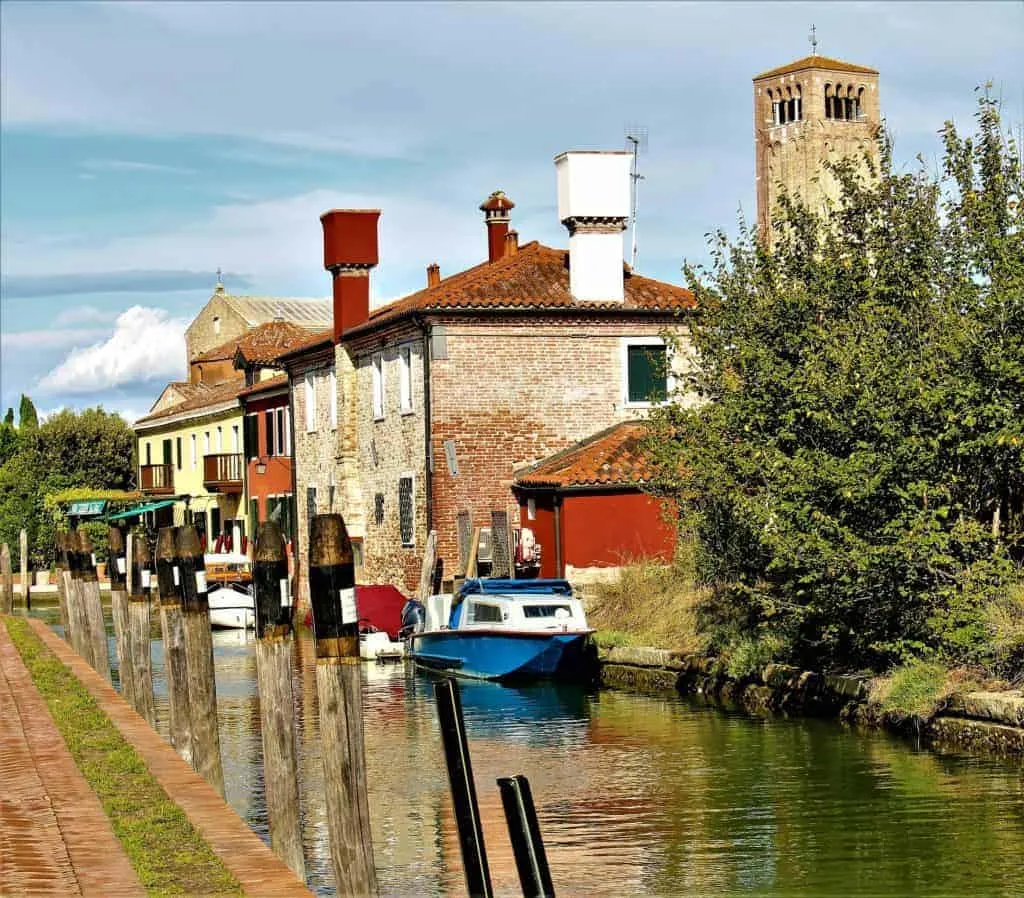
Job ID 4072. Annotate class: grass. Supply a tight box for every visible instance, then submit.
[585,558,709,654]
[869,659,982,721]
[4,617,242,897]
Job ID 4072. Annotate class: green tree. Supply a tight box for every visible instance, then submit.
[647,93,1023,674]
[18,394,38,430]
[0,407,136,568]
[4,408,13,426]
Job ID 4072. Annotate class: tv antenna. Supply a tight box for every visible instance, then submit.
[625,126,647,271]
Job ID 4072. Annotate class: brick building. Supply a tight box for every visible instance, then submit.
[281,151,696,599]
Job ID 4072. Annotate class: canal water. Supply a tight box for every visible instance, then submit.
[30,601,1024,897]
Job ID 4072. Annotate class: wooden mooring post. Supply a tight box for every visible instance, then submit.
[53,533,70,636]
[62,532,88,659]
[20,528,30,611]
[309,513,377,897]
[1,543,13,614]
[253,520,306,880]
[75,529,112,683]
[156,526,193,767]
[177,525,225,798]
[127,531,157,728]
[108,526,135,710]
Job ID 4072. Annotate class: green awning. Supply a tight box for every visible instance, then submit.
[68,500,107,516]
[106,499,176,521]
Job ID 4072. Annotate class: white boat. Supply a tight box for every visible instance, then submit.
[360,628,405,662]
[208,584,256,630]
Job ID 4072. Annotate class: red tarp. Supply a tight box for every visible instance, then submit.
[303,584,408,639]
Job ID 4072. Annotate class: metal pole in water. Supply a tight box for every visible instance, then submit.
[434,676,494,898]
[497,775,556,898]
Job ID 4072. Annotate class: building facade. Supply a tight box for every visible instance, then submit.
[754,53,881,239]
[282,152,697,597]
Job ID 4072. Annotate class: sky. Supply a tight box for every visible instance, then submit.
[1,1,1022,425]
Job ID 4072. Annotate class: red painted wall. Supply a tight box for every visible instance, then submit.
[244,392,292,524]
[518,489,675,575]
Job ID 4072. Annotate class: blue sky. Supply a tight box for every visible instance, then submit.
[2,1,1021,424]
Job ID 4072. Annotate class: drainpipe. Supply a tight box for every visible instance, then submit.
[413,314,433,533]
[553,492,563,578]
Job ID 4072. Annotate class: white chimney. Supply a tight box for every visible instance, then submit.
[555,151,632,302]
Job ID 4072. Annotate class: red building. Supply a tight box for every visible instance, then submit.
[239,375,295,540]
[514,422,676,578]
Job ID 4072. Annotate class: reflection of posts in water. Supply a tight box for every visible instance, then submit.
[177,525,225,798]
[253,521,306,881]
[75,529,112,683]
[309,513,378,897]
[157,526,193,766]
[434,677,494,898]
[108,526,135,710]
[127,532,157,728]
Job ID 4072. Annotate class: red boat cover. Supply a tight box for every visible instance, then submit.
[303,584,408,640]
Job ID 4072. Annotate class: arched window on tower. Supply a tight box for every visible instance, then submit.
[795,84,803,121]
[824,83,833,119]
[769,89,780,126]
[786,87,797,124]
[855,87,865,119]
[842,85,852,121]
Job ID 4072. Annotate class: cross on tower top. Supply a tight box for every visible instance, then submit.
[809,24,818,55]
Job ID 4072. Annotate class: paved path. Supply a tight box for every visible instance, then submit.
[26,618,312,897]
[0,620,144,897]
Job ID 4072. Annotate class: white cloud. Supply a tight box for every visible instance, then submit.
[54,305,118,326]
[37,305,187,394]
[1,327,110,350]
[81,158,195,175]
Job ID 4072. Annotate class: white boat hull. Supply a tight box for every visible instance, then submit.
[207,586,255,630]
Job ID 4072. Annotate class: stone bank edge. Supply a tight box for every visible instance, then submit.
[597,645,1024,756]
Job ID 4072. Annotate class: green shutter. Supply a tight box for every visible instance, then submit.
[627,345,667,403]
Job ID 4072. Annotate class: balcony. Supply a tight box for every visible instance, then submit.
[203,453,244,493]
[140,464,174,495]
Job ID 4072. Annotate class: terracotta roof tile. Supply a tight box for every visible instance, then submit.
[134,376,245,425]
[193,321,312,365]
[515,421,654,489]
[754,55,878,80]
[275,327,333,364]
[346,241,695,337]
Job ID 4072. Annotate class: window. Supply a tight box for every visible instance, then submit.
[351,538,364,568]
[305,372,316,432]
[277,408,287,456]
[216,425,223,452]
[398,475,414,547]
[372,353,384,420]
[283,407,291,455]
[176,437,182,470]
[204,431,210,455]
[244,414,259,461]
[328,368,337,430]
[191,434,197,470]
[307,486,317,525]
[162,438,172,465]
[374,493,385,526]
[265,409,276,456]
[145,442,151,465]
[232,424,239,453]
[213,315,221,336]
[469,602,504,624]
[399,345,413,413]
[523,604,572,619]
[624,339,669,405]
[250,499,260,526]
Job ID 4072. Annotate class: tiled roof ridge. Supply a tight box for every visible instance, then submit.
[194,320,311,363]
[515,420,652,488]
[134,376,245,425]
[754,54,878,80]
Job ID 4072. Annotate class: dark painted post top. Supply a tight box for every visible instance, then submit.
[308,513,359,659]
[155,526,181,605]
[129,531,153,600]
[75,529,98,584]
[254,521,292,639]
[108,526,126,589]
[176,525,209,613]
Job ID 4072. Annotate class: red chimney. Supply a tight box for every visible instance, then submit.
[426,263,441,287]
[479,190,514,263]
[504,229,519,258]
[321,209,380,342]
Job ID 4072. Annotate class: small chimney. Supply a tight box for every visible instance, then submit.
[504,229,519,258]
[426,263,441,287]
[321,209,381,342]
[480,190,515,263]
[554,151,631,302]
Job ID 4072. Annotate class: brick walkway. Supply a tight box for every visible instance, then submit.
[26,617,312,897]
[0,620,144,897]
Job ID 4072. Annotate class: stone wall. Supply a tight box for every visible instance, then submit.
[184,292,250,364]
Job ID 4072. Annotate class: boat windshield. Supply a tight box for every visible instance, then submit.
[522,604,573,619]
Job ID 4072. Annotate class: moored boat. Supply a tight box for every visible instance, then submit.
[405,578,594,681]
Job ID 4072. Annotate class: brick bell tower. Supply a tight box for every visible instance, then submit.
[753,38,880,241]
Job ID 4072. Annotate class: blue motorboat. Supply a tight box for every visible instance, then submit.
[404,578,595,681]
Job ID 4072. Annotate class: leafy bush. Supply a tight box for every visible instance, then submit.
[984,585,1024,685]
[723,633,786,681]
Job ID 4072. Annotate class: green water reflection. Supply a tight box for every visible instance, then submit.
[28,602,1024,897]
